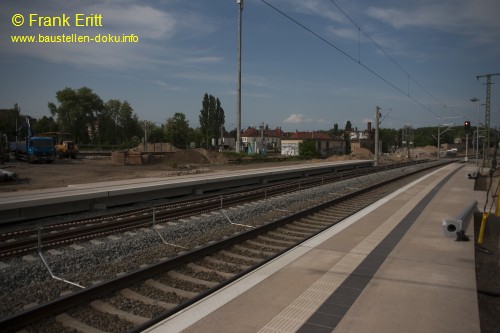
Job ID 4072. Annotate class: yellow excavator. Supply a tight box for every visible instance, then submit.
[40,132,79,159]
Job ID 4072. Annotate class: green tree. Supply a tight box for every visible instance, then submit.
[149,125,165,143]
[32,116,58,134]
[140,120,156,145]
[332,123,339,135]
[345,120,352,131]
[0,104,22,137]
[102,100,141,145]
[299,139,320,158]
[118,101,141,144]
[192,127,205,148]
[165,113,191,148]
[344,132,351,155]
[48,87,104,143]
[327,123,341,138]
[199,93,225,148]
[379,128,399,153]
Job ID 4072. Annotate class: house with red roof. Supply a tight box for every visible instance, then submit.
[241,126,286,154]
[281,131,345,157]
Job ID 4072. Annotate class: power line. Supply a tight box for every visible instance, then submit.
[259,0,456,119]
[327,0,463,117]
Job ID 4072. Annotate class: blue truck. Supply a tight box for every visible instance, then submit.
[10,117,55,163]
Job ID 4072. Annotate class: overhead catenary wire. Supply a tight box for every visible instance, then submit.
[327,0,463,117]
[259,0,461,119]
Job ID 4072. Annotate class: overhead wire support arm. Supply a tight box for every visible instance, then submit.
[476,73,500,167]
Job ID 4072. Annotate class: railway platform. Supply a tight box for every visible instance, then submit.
[146,163,483,333]
[0,160,372,223]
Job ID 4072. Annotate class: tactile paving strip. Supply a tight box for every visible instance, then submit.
[258,168,457,333]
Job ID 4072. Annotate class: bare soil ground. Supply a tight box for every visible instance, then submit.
[0,155,308,192]
[0,147,381,192]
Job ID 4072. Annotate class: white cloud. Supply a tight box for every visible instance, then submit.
[295,0,345,23]
[366,0,500,46]
[1,1,224,70]
[326,26,359,40]
[283,114,304,124]
[90,4,177,40]
[366,5,458,30]
[155,80,186,92]
[282,114,327,125]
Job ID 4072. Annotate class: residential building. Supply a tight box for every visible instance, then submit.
[281,131,344,157]
[241,126,286,154]
[348,122,375,153]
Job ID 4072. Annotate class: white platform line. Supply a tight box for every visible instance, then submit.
[144,165,456,333]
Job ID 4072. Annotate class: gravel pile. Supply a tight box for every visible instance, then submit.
[0,162,441,319]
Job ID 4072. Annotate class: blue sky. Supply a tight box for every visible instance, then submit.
[1,0,499,132]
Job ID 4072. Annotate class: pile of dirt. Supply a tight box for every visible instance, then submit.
[164,148,228,166]
[325,155,351,162]
[324,148,376,162]
[132,143,177,153]
[350,148,374,160]
[411,145,437,158]
[128,144,229,166]
[194,149,229,165]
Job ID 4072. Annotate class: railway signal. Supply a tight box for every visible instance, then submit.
[464,121,471,132]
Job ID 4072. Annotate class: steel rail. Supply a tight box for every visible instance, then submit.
[0,160,452,332]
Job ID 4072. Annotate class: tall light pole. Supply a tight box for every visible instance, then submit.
[374,106,380,166]
[236,0,243,153]
[437,123,441,160]
[465,122,469,162]
[470,98,480,166]
[477,73,500,167]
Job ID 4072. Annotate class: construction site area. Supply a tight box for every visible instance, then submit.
[0,143,445,192]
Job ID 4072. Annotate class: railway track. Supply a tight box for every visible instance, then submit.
[0,161,428,260]
[0,160,452,332]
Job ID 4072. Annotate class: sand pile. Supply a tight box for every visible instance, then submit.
[132,143,177,152]
[161,148,229,166]
[350,148,374,160]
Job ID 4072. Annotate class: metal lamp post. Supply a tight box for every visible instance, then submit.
[470,98,480,166]
[236,0,243,153]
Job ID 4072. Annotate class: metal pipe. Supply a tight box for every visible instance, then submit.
[152,208,187,249]
[37,226,84,289]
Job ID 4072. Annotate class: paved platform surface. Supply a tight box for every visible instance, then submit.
[0,160,372,223]
[146,163,483,333]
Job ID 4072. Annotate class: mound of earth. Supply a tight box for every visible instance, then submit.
[324,155,350,162]
[132,143,177,152]
[129,144,228,166]
[164,148,228,166]
[350,148,374,160]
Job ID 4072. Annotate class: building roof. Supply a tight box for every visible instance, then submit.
[241,127,287,138]
[288,131,332,140]
[241,127,260,137]
[265,127,286,138]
